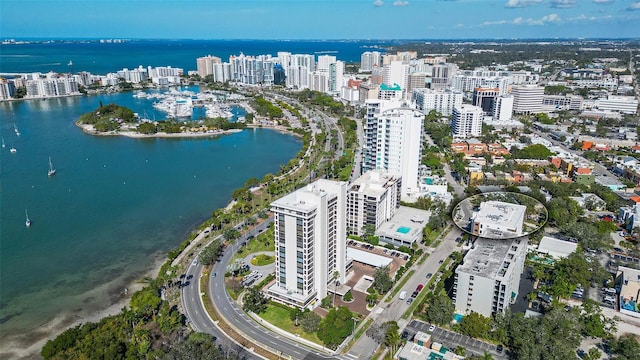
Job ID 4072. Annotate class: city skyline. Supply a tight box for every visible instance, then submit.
[2,0,640,40]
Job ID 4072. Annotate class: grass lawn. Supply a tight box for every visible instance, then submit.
[250,254,275,266]
[258,304,323,345]
[232,226,275,262]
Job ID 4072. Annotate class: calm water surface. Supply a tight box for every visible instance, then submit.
[0,91,301,341]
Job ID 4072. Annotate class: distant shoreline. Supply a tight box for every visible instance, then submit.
[75,122,243,138]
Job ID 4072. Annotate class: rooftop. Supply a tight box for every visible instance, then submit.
[346,247,393,268]
[473,201,526,231]
[457,238,526,279]
[375,206,430,243]
[349,170,400,199]
[537,236,578,259]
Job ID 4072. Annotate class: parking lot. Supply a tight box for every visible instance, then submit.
[346,239,409,277]
[405,320,508,359]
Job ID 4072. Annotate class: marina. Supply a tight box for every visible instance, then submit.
[133,87,246,121]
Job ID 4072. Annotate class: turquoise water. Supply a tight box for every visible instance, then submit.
[397,226,411,234]
[0,91,301,341]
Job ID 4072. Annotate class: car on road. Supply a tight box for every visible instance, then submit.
[496,345,503,353]
[406,297,414,305]
[416,284,424,292]
[192,259,198,266]
[426,272,433,279]
[438,259,444,264]
[399,291,408,300]
[428,324,436,332]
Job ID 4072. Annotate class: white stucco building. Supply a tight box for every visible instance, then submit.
[346,170,401,236]
[471,201,526,239]
[267,179,347,309]
[451,104,483,138]
[453,237,528,317]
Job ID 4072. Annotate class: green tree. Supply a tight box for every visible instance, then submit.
[198,240,225,265]
[511,144,553,159]
[223,228,240,242]
[610,334,640,360]
[137,122,157,134]
[372,266,393,294]
[423,291,455,326]
[299,310,322,333]
[580,298,617,338]
[384,321,402,355]
[459,311,491,339]
[130,287,162,320]
[317,306,354,349]
[242,287,268,314]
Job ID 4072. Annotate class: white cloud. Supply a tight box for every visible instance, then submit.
[566,13,613,21]
[592,0,614,3]
[373,0,384,7]
[628,2,640,10]
[482,13,562,26]
[505,0,543,8]
[551,0,577,8]
[392,1,409,6]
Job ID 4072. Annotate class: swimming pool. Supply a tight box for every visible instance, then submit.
[397,226,411,234]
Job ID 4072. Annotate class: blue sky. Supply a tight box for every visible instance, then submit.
[2,0,639,39]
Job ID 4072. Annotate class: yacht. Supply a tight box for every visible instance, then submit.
[25,209,31,228]
[10,147,17,153]
[48,156,56,176]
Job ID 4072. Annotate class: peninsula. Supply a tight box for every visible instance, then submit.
[75,103,246,138]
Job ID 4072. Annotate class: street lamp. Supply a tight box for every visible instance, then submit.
[352,317,359,337]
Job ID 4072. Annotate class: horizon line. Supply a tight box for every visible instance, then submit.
[3,37,640,42]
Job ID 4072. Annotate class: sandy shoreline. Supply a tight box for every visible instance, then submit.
[75,123,243,138]
[0,255,167,360]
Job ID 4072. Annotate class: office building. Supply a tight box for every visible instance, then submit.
[471,201,526,239]
[595,95,638,115]
[512,85,544,114]
[431,63,457,90]
[267,179,347,309]
[473,87,500,114]
[453,237,528,317]
[412,88,463,116]
[362,100,423,200]
[451,104,483,138]
[346,170,401,236]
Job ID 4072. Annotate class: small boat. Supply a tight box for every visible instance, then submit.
[25,209,31,228]
[1,137,5,148]
[14,124,20,136]
[9,147,17,153]
[48,156,56,176]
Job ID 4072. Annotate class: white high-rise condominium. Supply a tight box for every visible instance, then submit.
[317,55,337,73]
[412,88,463,116]
[346,170,401,236]
[360,51,381,72]
[453,237,527,317]
[382,61,409,97]
[267,179,347,309]
[451,104,483,138]
[512,85,544,114]
[329,61,344,95]
[362,100,423,200]
[196,55,222,77]
[493,95,514,121]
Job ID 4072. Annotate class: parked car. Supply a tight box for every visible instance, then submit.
[426,272,433,279]
[428,324,436,332]
[406,297,414,305]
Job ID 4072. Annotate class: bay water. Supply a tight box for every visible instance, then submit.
[0,90,301,350]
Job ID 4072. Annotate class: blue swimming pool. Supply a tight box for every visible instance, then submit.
[397,226,411,234]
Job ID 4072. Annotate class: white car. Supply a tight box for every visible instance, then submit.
[428,324,436,332]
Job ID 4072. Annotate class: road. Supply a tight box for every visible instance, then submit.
[346,227,463,359]
[422,132,466,199]
[183,217,344,360]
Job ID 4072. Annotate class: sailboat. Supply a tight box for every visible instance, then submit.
[25,209,31,228]
[48,156,56,176]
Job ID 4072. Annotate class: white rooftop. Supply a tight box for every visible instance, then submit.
[473,201,526,231]
[346,247,392,268]
[537,236,577,259]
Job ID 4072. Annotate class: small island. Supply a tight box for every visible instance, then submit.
[76,103,246,138]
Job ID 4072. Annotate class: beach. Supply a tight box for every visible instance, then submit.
[75,123,243,138]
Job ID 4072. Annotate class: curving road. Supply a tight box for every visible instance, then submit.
[182,217,346,360]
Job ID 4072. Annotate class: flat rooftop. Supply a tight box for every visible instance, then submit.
[349,170,400,198]
[457,238,525,279]
[618,266,640,304]
[346,247,393,268]
[473,201,526,230]
[375,206,430,243]
[537,236,578,259]
[271,180,340,213]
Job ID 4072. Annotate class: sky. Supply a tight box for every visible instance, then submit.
[1,0,639,40]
